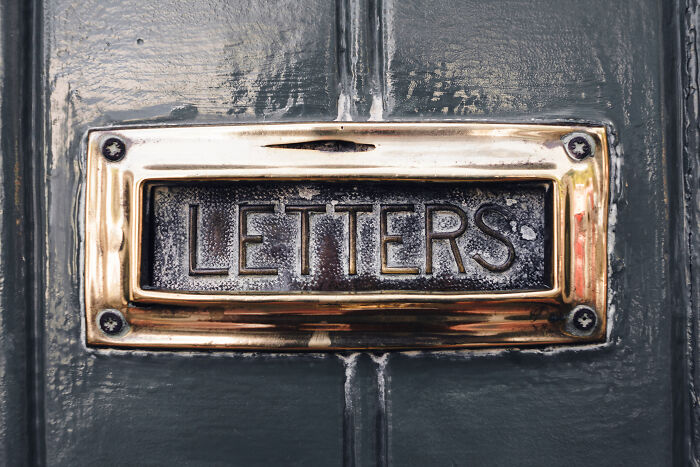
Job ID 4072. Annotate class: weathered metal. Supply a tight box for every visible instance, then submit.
[84,123,609,350]
[148,180,549,292]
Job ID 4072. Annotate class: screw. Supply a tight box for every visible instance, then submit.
[101,137,126,161]
[562,132,595,161]
[97,309,128,337]
[569,306,598,333]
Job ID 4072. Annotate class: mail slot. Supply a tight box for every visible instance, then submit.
[142,180,552,293]
[84,123,609,350]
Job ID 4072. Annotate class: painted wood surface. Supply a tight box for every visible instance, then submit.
[0,0,696,465]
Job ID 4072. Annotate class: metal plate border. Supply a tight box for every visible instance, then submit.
[84,122,608,350]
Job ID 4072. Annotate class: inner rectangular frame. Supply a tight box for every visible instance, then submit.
[85,123,609,350]
[139,179,554,294]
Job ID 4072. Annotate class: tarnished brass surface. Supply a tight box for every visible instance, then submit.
[85,123,609,350]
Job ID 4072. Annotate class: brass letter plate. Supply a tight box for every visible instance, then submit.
[85,123,609,350]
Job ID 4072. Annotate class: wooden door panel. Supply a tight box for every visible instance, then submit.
[0,0,692,465]
[382,1,674,465]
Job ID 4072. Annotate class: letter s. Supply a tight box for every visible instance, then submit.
[472,204,515,272]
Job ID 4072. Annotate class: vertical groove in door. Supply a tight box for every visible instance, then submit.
[368,0,389,120]
[340,353,386,467]
[372,354,390,467]
[24,0,46,463]
[341,354,359,467]
[336,0,383,121]
[335,0,353,120]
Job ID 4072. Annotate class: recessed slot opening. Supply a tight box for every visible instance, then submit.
[265,139,375,152]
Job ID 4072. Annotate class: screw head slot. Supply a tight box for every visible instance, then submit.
[101,137,126,162]
[568,305,598,335]
[562,132,595,161]
[97,309,129,337]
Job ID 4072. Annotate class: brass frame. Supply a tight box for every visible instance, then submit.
[85,123,609,350]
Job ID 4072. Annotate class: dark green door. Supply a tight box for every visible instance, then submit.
[0,0,697,465]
